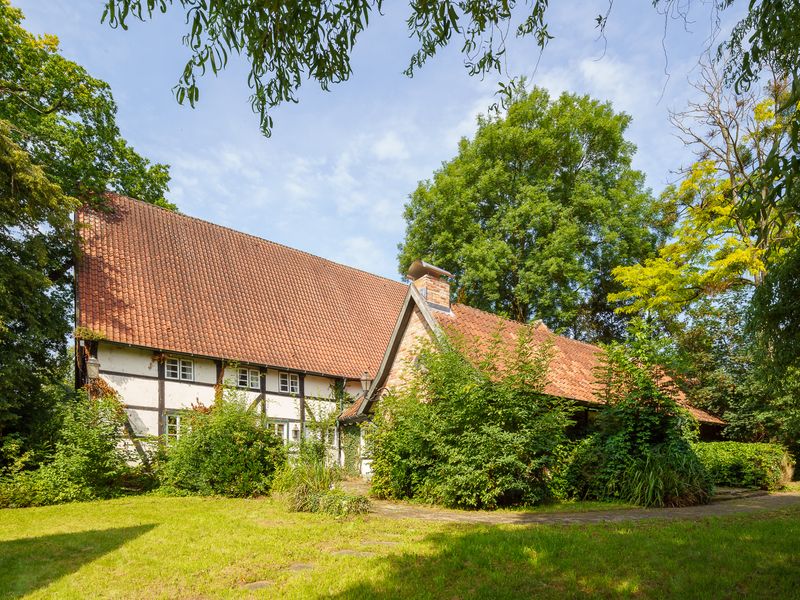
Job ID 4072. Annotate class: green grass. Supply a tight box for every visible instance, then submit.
[1,496,799,599]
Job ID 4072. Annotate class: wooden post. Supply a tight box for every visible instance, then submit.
[157,355,166,445]
[259,367,267,426]
[299,373,306,439]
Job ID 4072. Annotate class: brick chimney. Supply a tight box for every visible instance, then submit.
[407,260,452,312]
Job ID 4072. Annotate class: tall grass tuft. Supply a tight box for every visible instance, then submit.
[620,446,712,508]
[272,443,369,517]
[273,454,341,512]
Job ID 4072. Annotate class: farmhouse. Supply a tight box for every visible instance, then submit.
[75,195,723,472]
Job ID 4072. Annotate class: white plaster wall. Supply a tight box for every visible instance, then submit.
[191,357,218,385]
[265,394,300,420]
[164,381,216,410]
[103,373,159,409]
[304,374,334,399]
[305,397,339,421]
[264,370,281,393]
[344,381,362,397]
[99,344,156,377]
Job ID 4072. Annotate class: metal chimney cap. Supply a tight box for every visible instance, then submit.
[406,260,452,281]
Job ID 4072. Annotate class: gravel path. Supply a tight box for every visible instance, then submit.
[368,492,800,526]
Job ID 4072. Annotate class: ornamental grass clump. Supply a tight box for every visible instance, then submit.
[369,326,574,510]
[273,441,369,517]
[567,324,713,507]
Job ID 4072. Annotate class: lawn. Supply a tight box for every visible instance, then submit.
[1,496,799,599]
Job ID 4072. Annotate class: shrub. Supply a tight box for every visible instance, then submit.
[317,489,370,517]
[369,327,574,510]
[273,450,341,512]
[567,324,713,507]
[0,394,134,508]
[620,442,712,507]
[159,396,285,497]
[273,444,369,517]
[693,441,794,490]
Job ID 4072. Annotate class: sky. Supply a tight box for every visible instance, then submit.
[17,0,746,281]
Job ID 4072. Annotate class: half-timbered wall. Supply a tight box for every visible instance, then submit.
[97,342,356,442]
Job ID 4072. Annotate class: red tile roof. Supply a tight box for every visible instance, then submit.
[339,397,364,421]
[433,304,723,425]
[76,194,407,379]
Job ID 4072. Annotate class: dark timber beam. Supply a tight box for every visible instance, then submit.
[157,354,166,445]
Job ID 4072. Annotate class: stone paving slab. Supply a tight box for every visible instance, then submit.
[368,492,800,526]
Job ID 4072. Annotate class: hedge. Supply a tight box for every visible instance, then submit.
[692,442,795,491]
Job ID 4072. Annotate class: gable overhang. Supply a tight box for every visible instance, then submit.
[339,285,439,423]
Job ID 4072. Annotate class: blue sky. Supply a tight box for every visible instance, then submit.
[18,1,744,280]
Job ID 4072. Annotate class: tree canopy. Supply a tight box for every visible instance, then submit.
[399,87,664,342]
[0,0,171,460]
[101,1,799,148]
[611,65,797,318]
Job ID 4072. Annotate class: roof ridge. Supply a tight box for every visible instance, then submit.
[101,193,407,289]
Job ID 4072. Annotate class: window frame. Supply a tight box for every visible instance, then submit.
[165,413,181,442]
[279,372,300,394]
[165,358,194,381]
[238,368,260,389]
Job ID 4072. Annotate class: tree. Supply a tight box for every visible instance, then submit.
[611,64,796,318]
[0,1,171,463]
[745,242,800,453]
[399,87,663,342]
[720,0,800,206]
[100,0,798,145]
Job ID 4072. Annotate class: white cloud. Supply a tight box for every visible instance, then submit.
[372,131,409,161]
[444,94,494,152]
[333,236,395,276]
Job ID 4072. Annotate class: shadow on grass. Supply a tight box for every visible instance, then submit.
[328,511,800,599]
[0,524,155,599]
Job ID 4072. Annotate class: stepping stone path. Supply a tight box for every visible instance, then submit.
[361,540,400,547]
[331,549,376,557]
[288,563,314,571]
[241,580,274,590]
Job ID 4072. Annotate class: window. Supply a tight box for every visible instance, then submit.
[165,358,193,381]
[279,372,300,394]
[238,368,260,389]
[166,414,181,442]
[274,422,285,440]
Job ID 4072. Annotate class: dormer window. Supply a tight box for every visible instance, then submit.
[238,368,260,389]
[165,358,193,381]
[279,372,299,394]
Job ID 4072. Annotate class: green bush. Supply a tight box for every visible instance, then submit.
[0,394,135,508]
[317,489,370,517]
[273,449,341,512]
[567,326,713,507]
[369,327,573,510]
[693,441,794,490]
[159,397,285,497]
[273,444,369,516]
[620,442,712,507]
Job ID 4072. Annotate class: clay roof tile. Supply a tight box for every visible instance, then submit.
[76,194,407,379]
